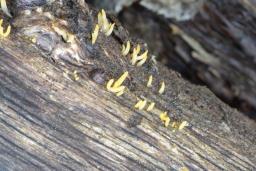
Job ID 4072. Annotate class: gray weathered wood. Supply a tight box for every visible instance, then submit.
[0,1,255,170]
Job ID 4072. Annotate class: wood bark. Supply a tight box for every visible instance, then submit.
[117,0,256,118]
[0,1,255,170]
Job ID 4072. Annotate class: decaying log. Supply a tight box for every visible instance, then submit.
[0,0,255,170]
[114,0,256,117]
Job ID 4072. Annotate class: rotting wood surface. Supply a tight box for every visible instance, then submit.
[0,1,255,170]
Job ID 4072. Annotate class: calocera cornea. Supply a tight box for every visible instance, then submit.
[136,50,148,67]
[159,111,170,127]
[121,41,130,56]
[106,71,129,96]
[146,102,155,111]
[158,81,165,94]
[131,44,141,65]
[0,0,12,17]
[134,99,147,110]
[178,121,188,130]
[171,121,189,131]
[91,24,99,44]
[130,44,148,66]
[97,9,115,36]
[147,75,153,87]
[0,19,11,38]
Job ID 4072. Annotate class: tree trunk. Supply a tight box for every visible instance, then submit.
[0,0,255,170]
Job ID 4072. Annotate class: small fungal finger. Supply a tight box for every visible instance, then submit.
[146,102,155,111]
[116,89,125,97]
[0,19,11,38]
[131,45,141,65]
[106,79,115,90]
[158,81,165,94]
[91,24,99,44]
[138,100,147,110]
[136,54,148,67]
[147,75,153,87]
[2,24,10,37]
[134,99,147,110]
[113,71,129,88]
[159,111,170,127]
[105,23,115,36]
[97,11,103,28]
[110,85,126,93]
[0,0,12,17]
[136,50,148,61]
[178,121,188,130]
[121,41,130,56]
[134,99,143,109]
[165,117,170,127]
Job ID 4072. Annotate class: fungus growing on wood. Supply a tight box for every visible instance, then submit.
[134,99,147,110]
[97,9,115,36]
[106,71,129,96]
[130,44,148,66]
[136,50,148,66]
[146,102,155,111]
[91,24,99,44]
[147,75,153,87]
[158,81,165,94]
[131,44,141,65]
[178,121,189,130]
[0,19,11,38]
[159,111,170,127]
[121,41,130,56]
[0,0,12,17]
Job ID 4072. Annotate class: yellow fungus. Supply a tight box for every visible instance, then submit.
[116,89,124,97]
[146,102,155,111]
[131,45,141,65]
[0,0,12,17]
[113,71,129,88]
[165,117,170,127]
[97,9,115,36]
[106,79,115,90]
[110,86,125,93]
[139,99,147,110]
[159,111,170,127]
[97,10,103,28]
[134,99,147,110]
[136,50,148,61]
[105,23,115,36]
[31,37,37,43]
[98,9,108,31]
[121,41,130,56]
[134,99,143,108]
[91,24,99,44]
[178,121,188,130]
[130,46,148,66]
[106,71,129,97]
[0,19,11,38]
[158,81,165,94]
[136,51,148,67]
[147,75,153,87]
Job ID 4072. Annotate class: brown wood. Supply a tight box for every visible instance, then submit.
[0,1,255,170]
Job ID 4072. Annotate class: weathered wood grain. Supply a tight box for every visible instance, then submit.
[0,1,255,170]
[117,0,256,117]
